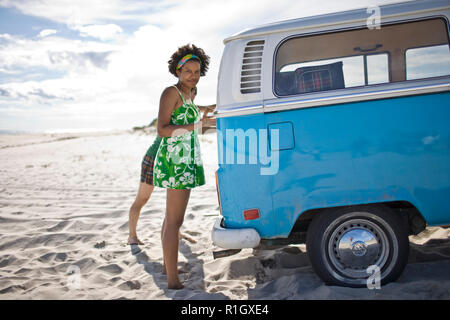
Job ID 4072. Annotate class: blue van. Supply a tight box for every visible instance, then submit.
[211,0,450,287]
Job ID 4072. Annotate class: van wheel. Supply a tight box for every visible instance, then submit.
[306,205,409,288]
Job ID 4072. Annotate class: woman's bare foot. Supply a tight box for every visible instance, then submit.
[180,233,197,244]
[127,235,144,245]
[168,280,184,290]
[162,266,188,275]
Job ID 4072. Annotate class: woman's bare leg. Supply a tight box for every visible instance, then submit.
[161,219,191,274]
[128,182,154,244]
[161,219,196,244]
[162,188,191,289]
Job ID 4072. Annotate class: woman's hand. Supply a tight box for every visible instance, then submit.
[202,107,216,125]
[201,114,216,127]
[199,104,216,115]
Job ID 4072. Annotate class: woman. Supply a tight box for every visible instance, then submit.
[154,44,215,289]
[127,87,204,246]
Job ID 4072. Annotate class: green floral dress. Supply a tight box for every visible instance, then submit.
[153,86,205,189]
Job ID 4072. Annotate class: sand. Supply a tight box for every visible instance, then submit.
[0,129,449,300]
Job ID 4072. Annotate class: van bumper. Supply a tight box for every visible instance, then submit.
[211,217,261,249]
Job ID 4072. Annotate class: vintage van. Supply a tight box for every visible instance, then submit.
[211,0,450,287]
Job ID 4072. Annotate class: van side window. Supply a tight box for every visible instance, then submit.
[274,18,450,97]
[406,45,450,80]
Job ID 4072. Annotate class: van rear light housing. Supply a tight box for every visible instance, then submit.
[243,208,260,220]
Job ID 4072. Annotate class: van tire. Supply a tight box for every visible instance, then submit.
[306,205,409,288]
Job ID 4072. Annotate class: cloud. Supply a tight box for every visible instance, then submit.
[38,29,57,38]
[0,88,10,96]
[48,51,113,70]
[0,80,75,102]
[0,0,166,25]
[0,32,117,73]
[73,24,123,41]
[0,33,13,41]
[28,88,73,101]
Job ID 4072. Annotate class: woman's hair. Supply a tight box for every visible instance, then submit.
[168,44,210,77]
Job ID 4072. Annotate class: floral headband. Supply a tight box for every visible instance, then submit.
[176,54,201,70]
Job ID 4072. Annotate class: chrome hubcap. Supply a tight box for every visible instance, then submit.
[327,218,390,279]
[351,240,367,257]
[337,228,379,268]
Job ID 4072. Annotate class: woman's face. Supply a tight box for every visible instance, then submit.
[176,60,201,89]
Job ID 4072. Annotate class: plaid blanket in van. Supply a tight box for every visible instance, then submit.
[275,61,345,95]
[295,61,345,94]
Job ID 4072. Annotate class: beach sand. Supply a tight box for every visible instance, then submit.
[0,129,449,300]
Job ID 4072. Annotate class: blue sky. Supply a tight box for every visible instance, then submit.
[0,0,409,133]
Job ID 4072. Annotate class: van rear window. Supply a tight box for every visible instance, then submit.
[406,45,450,80]
[274,18,450,96]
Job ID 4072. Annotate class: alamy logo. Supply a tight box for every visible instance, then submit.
[218,128,279,176]
[366,265,381,290]
[367,6,381,30]
[168,126,280,176]
[66,265,81,290]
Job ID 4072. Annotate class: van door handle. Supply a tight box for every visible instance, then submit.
[353,44,382,52]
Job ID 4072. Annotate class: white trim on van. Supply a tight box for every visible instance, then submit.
[214,78,450,118]
[214,103,264,118]
[264,80,450,114]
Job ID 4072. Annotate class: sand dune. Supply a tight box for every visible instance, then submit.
[0,129,449,299]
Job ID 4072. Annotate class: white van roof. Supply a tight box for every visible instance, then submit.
[224,0,450,44]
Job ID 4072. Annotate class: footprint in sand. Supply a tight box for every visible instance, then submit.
[46,221,70,232]
[38,252,56,263]
[55,253,67,262]
[118,280,141,290]
[98,264,123,275]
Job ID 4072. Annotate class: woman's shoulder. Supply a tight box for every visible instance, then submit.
[160,85,180,103]
[161,85,178,96]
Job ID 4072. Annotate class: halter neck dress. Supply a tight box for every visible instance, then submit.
[152,85,205,189]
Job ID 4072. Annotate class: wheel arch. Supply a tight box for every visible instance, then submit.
[290,201,427,239]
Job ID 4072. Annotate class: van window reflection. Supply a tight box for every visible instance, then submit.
[406,45,450,80]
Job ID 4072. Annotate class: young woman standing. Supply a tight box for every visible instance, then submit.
[154,44,215,289]
[127,87,204,246]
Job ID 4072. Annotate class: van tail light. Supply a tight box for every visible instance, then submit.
[243,209,260,221]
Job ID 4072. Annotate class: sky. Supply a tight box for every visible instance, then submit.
[0,0,411,133]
